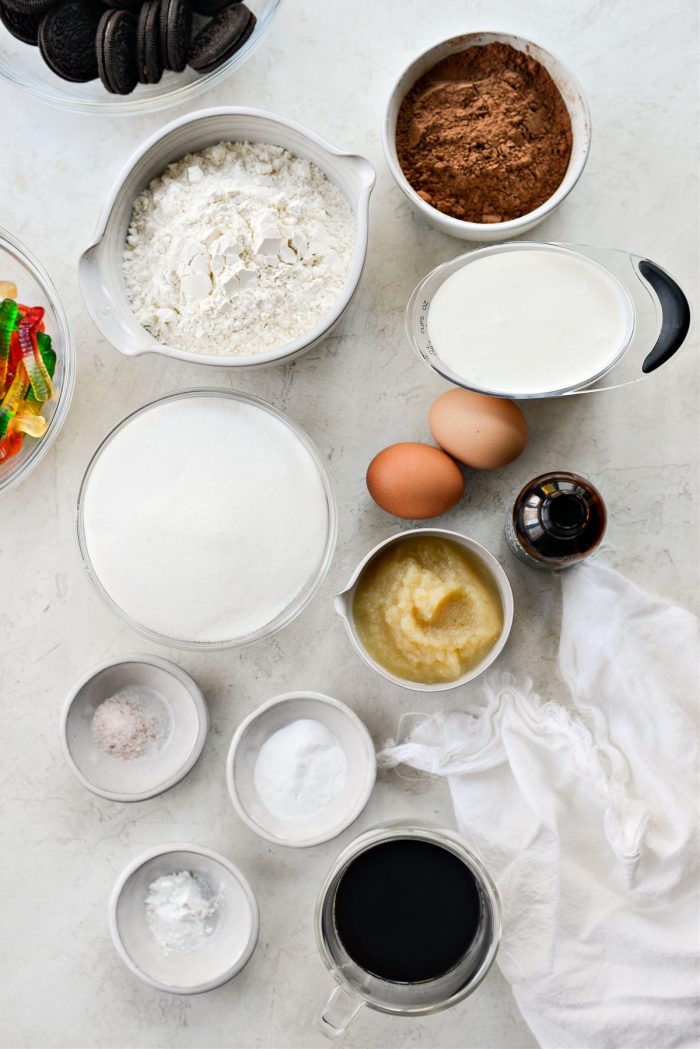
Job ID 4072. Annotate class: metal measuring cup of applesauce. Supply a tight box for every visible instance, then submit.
[314,824,501,1038]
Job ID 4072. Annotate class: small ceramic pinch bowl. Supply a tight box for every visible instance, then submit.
[79,106,375,368]
[335,529,514,693]
[110,844,259,994]
[227,692,376,848]
[382,32,591,242]
[61,655,207,802]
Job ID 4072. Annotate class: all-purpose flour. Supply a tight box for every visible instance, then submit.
[81,395,329,644]
[123,141,356,357]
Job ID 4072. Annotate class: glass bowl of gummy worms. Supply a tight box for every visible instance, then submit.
[0,0,280,116]
[0,228,75,496]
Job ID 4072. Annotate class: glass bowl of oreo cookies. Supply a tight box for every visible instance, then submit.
[0,0,279,113]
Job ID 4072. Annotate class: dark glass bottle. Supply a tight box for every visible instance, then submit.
[505,472,606,570]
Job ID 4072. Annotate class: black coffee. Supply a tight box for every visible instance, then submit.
[333,838,481,984]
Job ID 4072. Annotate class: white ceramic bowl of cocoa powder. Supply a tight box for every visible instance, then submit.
[382,32,591,242]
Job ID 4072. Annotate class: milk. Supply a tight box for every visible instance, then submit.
[427,247,633,396]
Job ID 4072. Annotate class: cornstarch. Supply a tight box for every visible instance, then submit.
[123,141,356,357]
[145,871,220,954]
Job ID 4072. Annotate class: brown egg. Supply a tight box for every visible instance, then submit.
[429,389,528,469]
[366,442,464,519]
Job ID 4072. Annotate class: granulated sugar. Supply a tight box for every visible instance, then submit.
[81,394,330,644]
[123,141,356,357]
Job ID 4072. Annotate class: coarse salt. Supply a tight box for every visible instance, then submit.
[91,687,164,761]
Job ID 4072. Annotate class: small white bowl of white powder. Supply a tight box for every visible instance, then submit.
[227,692,376,847]
[61,655,208,802]
[79,107,374,367]
[110,844,258,994]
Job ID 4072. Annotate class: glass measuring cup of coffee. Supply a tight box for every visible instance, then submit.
[314,824,501,1037]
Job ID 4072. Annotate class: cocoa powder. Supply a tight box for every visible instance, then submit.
[395,43,573,223]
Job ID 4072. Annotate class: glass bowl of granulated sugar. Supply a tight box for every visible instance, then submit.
[383,32,591,242]
[79,107,375,367]
[76,388,337,650]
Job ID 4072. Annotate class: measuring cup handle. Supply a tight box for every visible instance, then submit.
[316,986,364,1039]
[637,259,691,374]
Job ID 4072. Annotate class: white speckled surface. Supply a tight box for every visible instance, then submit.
[0,0,697,1046]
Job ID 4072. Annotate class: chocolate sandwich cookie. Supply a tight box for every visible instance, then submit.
[3,0,55,16]
[136,0,162,83]
[0,1,44,43]
[190,0,239,17]
[158,0,190,72]
[96,6,137,93]
[187,1,254,74]
[38,0,101,81]
[101,0,143,13]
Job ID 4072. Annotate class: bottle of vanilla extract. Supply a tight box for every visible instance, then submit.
[505,472,607,570]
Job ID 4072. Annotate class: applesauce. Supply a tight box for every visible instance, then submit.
[352,535,503,684]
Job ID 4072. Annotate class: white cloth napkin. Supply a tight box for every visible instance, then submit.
[378,562,700,1049]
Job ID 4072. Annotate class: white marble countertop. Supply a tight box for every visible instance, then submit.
[1,0,697,1046]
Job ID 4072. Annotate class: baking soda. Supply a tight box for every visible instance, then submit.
[253,719,348,821]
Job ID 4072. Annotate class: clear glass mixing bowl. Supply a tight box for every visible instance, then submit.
[0,0,280,115]
[0,228,75,497]
[75,388,338,650]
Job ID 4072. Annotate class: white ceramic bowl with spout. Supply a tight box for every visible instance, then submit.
[79,107,375,367]
[382,32,591,242]
[335,529,514,693]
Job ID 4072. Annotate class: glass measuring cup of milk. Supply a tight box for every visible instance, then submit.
[406,241,691,398]
[314,824,501,1037]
